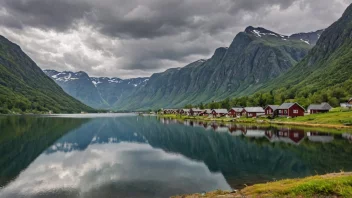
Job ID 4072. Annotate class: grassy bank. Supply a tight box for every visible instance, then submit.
[272,111,352,127]
[172,172,352,198]
[159,110,352,130]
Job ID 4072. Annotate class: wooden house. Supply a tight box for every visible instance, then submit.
[211,109,228,117]
[180,109,190,115]
[243,107,265,118]
[265,105,279,116]
[190,108,203,116]
[307,103,332,114]
[163,109,178,114]
[277,103,305,117]
[228,107,244,117]
[199,109,212,116]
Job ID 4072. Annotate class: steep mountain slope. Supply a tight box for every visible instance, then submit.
[44,70,108,109]
[91,77,149,106]
[44,69,149,109]
[259,3,352,103]
[114,27,317,110]
[0,35,93,114]
[290,29,324,46]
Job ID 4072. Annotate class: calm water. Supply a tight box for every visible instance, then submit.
[0,114,352,198]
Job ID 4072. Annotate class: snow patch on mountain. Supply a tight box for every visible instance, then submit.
[300,39,310,45]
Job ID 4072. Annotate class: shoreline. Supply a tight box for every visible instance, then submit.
[158,113,352,132]
[172,172,352,198]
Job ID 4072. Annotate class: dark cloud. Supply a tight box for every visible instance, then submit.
[229,0,297,13]
[0,0,351,78]
[2,0,91,31]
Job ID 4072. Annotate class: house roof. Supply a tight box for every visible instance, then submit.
[191,108,203,112]
[349,98,352,102]
[203,109,212,113]
[266,105,279,111]
[212,109,228,114]
[307,103,332,110]
[244,107,265,113]
[231,107,243,112]
[278,103,305,110]
[182,109,190,112]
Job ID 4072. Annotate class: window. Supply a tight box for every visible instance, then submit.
[293,110,298,114]
[284,110,287,114]
[294,133,299,138]
[279,110,282,113]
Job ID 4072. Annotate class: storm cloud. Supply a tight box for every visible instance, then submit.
[0,0,351,78]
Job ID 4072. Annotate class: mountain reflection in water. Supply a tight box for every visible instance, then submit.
[0,115,351,198]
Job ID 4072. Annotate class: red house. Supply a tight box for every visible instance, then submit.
[277,103,305,117]
[228,107,244,117]
[307,103,332,114]
[265,105,279,116]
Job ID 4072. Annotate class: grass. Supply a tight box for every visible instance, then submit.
[172,172,352,198]
[272,111,352,127]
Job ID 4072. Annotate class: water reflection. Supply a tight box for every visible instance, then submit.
[1,143,229,198]
[0,115,351,198]
[160,118,350,145]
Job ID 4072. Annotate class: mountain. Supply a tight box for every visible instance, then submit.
[91,77,149,106]
[113,27,319,110]
[258,3,352,106]
[290,29,325,46]
[0,35,93,114]
[43,70,108,109]
[44,70,149,109]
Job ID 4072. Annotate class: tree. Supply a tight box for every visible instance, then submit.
[199,103,205,109]
[221,98,230,109]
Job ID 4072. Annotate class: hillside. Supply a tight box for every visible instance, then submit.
[44,70,149,109]
[113,27,317,110]
[92,76,149,107]
[43,70,108,109]
[0,35,94,114]
[258,3,352,106]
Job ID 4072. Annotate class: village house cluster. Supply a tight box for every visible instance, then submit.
[161,100,351,118]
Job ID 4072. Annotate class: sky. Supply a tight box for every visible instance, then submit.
[0,0,351,79]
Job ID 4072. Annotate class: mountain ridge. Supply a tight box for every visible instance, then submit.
[111,26,317,110]
[0,35,94,113]
[255,3,352,106]
[44,69,149,109]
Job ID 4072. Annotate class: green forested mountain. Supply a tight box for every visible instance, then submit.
[256,3,352,107]
[113,27,316,110]
[203,3,352,109]
[0,35,94,114]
